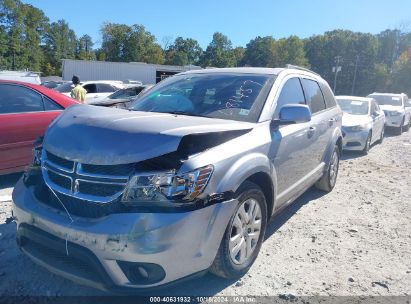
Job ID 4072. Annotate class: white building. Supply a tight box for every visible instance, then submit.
[61,59,201,84]
[0,70,41,84]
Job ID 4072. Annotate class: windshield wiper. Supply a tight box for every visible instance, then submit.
[165,111,208,118]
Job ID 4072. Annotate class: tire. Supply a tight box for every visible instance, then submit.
[315,145,340,192]
[210,181,267,279]
[362,131,372,155]
[377,127,384,144]
[395,119,404,135]
[404,120,410,132]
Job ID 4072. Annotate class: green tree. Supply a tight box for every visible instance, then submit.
[0,0,48,71]
[77,34,95,60]
[0,25,7,68]
[43,19,77,74]
[241,36,276,67]
[200,32,235,67]
[124,24,164,64]
[101,23,164,64]
[388,51,411,95]
[231,46,245,67]
[165,37,203,66]
[270,36,308,67]
[305,30,379,95]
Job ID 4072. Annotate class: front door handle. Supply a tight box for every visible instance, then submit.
[307,126,316,137]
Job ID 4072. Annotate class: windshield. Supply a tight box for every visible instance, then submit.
[337,99,369,115]
[129,73,275,122]
[54,82,75,93]
[109,86,145,100]
[368,94,402,106]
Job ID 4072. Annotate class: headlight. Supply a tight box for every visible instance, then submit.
[23,139,43,186]
[122,165,213,204]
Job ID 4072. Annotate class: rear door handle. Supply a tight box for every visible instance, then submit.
[328,117,336,126]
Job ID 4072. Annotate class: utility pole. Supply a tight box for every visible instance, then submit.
[351,55,359,95]
[333,56,342,94]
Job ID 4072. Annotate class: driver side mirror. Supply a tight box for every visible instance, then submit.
[272,104,312,127]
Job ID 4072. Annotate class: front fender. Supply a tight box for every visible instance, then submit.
[216,152,276,197]
[322,127,343,167]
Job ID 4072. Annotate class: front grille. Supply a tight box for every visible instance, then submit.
[34,181,120,218]
[46,151,74,170]
[48,170,71,190]
[78,181,124,197]
[42,150,133,206]
[81,163,134,176]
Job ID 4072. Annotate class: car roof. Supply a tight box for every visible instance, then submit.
[82,80,123,85]
[336,95,374,103]
[179,67,326,82]
[180,67,284,75]
[368,92,403,97]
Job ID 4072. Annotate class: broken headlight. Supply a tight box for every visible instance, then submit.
[122,165,213,204]
[23,137,43,186]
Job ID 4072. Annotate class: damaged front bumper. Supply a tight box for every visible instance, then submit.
[12,178,238,292]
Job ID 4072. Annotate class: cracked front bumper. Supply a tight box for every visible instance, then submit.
[12,178,238,291]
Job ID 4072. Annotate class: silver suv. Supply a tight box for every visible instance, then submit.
[12,66,342,292]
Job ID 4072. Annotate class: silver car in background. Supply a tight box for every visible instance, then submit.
[336,96,385,154]
[367,93,411,135]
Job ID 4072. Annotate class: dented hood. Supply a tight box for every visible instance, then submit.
[44,105,254,165]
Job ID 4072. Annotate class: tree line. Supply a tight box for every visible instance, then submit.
[1,0,411,95]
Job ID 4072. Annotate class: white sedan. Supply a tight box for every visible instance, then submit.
[336,96,385,154]
[54,80,124,103]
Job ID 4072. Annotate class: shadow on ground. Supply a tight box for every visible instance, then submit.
[0,172,22,190]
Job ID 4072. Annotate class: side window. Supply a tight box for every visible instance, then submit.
[0,84,44,114]
[97,83,116,93]
[301,79,327,114]
[274,78,305,118]
[83,84,97,94]
[43,96,63,111]
[319,82,336,108]
[370,101,377,115]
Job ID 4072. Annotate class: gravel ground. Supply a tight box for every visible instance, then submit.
[0,129,410,297]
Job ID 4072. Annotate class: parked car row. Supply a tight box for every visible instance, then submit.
[335,93,411,155]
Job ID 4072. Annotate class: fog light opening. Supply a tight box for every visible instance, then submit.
[137,266,149,279]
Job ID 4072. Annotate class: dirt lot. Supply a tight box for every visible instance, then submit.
[0,130,410,297]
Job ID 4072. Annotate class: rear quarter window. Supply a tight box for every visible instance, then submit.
[301,79,327,114]
[319,82,336,108]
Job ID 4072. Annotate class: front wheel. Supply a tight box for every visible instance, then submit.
[210,181,267,279]
[404,119,410,132]
[395,119,404,135]
[315,145,340,192]
[377,127,384,144]
[362,131,372,155]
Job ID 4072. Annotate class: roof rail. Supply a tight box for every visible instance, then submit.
[285,64,319,76]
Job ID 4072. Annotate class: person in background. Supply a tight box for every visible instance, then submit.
[70,75,87,103]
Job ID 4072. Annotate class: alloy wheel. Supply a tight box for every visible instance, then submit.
[229,198,262,265]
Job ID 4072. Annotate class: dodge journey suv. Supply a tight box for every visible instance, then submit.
[12,66,343,292]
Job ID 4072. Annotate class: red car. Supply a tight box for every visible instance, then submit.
[0,80,78,175]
